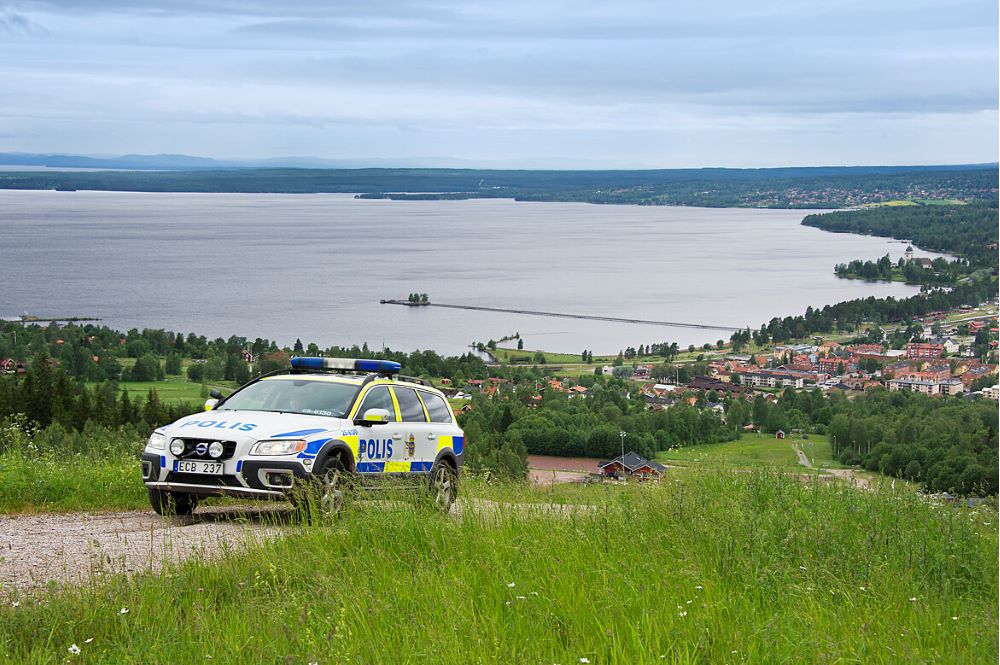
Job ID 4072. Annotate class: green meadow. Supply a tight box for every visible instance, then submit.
[657,432,841,469]
[86,378,232,406]
[1,472,997,664]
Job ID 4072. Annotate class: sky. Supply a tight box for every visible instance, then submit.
[0,0,997,168]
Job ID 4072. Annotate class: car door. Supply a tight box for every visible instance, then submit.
[353,385,398,473]
[417,389,463,461]
[389,386,436,473]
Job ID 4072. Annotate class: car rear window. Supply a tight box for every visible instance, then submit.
[420,392,453,423]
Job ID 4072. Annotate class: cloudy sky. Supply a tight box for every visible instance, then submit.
[0,0,996,168]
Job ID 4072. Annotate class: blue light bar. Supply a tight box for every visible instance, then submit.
[356,359,402,373]
[290,357,325,369]
[290,357,401,374]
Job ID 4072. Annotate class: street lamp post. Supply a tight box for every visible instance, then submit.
[619,430,627,480]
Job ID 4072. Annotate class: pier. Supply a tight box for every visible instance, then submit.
[1,315,102,324]
[379,300,741,332]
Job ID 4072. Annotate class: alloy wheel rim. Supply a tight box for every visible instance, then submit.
[433,467,452,509]
[321,468,344,514]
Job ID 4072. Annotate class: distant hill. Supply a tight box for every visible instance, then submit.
[0,152,996,174]
[0,158,995,208]
[0,152,533,171]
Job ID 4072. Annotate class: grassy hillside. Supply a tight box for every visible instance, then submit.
[1,473,996,663]
[657,433,841,469]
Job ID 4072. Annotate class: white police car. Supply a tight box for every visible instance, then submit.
[140,357,464,516]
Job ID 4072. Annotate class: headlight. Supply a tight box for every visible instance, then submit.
[169,439,186,456]
[250,440,307,456]
[208,441,225,458]
[147,432,167,450]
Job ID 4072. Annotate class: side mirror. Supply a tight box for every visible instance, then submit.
[354,408,391,426]
[209,389,224,400]
[204,398,219,411]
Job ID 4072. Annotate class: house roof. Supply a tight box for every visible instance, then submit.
[598,451,667,473]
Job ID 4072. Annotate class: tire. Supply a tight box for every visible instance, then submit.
[148,487,197,516]
[295,458,353,520]
[428,462,457,513]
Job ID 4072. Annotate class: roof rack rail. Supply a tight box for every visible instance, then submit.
[398,374,432,387]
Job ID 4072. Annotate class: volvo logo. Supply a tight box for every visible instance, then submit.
[195,442,209,456]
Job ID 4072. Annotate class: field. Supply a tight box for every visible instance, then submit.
[84,378,237,406]
[1,472,996,664]
[657,433,841,469]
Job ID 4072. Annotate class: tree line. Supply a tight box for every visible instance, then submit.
[802,203,1000,270]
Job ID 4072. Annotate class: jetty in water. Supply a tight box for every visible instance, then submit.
[379,300,741,332]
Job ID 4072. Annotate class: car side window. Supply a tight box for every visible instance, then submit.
[420,392,453,424]
[392,387,427,422]
[357,386,397,422]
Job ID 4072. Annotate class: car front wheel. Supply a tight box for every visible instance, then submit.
[294,458,353,520]
[148,487,197,516]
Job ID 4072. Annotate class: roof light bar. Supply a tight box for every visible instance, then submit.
[290,357,401,374]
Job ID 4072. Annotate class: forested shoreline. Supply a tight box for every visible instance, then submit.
[0,164,995,208]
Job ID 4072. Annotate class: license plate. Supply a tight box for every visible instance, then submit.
[175,460,224,475]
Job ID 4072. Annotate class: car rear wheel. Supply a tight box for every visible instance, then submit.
[428,463,457,512]
[148,487,197,516]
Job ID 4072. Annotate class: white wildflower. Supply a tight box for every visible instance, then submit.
[516,596,526,600]
[507,582,515,588]
[909,597,917,602]
[695,585,703,590]
[580,659,590,664]
[799,566,807,571]
[678,611,687,618]
[859,587,866,592]
[84,638,93,644]
[68,644,81,655]
[11,601,19,608]
[119,607,129,615]
[952,616,958,621]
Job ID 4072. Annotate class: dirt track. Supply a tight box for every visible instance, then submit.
[0,505,288,595]
[1,499,580,595]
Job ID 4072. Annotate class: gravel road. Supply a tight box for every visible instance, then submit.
[0,505,288,595]
[0,499,563,595]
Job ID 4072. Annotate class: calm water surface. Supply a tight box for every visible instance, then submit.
[0,191,939,354]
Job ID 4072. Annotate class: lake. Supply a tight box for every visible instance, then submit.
[0,191,940,355]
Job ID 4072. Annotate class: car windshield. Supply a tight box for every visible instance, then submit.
[217,379,358,418]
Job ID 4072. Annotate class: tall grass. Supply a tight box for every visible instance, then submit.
[1,471,995,663]
[0,418,147,512]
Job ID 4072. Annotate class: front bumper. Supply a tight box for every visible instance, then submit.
[141,452,311,499]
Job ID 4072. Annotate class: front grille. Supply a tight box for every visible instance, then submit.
[166,472,245,488]
[174,438,238,461]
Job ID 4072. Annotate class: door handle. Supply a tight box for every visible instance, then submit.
[427,433,436,440]
[391,432,402,440]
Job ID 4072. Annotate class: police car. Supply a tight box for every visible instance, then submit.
[140,357,464,516]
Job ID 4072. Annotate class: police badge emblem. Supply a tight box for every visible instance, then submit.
[405,433,416,458]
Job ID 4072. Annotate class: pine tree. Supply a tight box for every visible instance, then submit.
[118,390,134,426]
[25,352,54,427]
[144,388,164,427]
